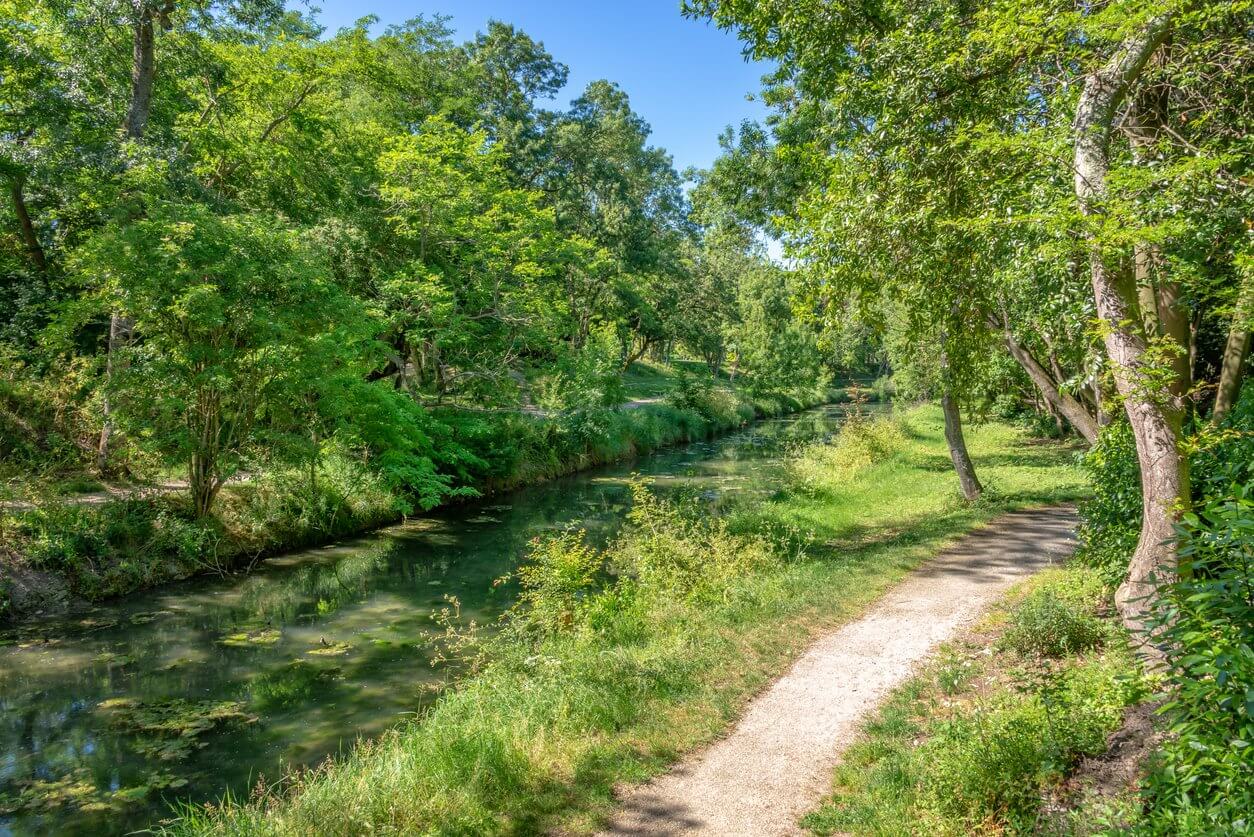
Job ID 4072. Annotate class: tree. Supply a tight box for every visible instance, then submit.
[688,0,1249,629]
[75,203,370,517]
[378,117,565,404]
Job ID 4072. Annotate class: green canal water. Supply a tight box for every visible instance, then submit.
[0,405,854,836]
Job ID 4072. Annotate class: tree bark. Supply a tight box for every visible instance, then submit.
[10,176,47,272]
[1214,328,1250,421]
[1073,12,1184,637]
[1214,280,1251,421]
[97,312,134,473]
[1124,53,1193,414]
[122,1,159,140]
[997,324,1100,444]
[941,391,983,502]
[101,1,168,473]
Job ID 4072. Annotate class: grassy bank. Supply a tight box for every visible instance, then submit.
[164,405,1088,836]
[802,565,1150,836]
[0,379,837,620]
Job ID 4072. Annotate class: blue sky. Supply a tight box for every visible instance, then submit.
[308,1,773,173]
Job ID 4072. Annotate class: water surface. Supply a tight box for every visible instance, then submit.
[0,405,852,836]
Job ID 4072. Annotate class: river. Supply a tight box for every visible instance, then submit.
[0,404,853,836]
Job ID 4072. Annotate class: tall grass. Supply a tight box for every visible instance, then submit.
[164,405,1088,836]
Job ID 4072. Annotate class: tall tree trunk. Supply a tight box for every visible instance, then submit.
[100,1,166,473]
[123,2,158,140]
[1073,13,1184,638]
[10,176,47,272]
[997,324,1100,444]
[1213,280,1251,422]
[1124,52,1193,414]
[941,391,983,502]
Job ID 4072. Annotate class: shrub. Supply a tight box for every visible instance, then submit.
[1076,419,1142,584]
[923,699,1054,827]
[16,497,218,599]
[616,479,780,604]
[789,412,905,493]
[666,375,750,429]
[922,654,1143,831]
[1001,569,1109,658]
[509,529,606,634]
[1142,483,1254,833]
[533,334,626,412]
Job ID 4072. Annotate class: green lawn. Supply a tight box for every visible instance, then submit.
[166,406,1089,836]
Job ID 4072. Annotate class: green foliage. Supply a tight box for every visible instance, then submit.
[14,498,218,599]
[1000,568,1109,658]
[789,412,905,494]
[1071,389,1254,832]
[0,346,94,474]
[665,374,753,428]
[1076,419,1145,584]
[1142,484,1254,833]
[509,529,606,634]
[618,479,782,604]
[76,201,383,516]
[534,333,627,412]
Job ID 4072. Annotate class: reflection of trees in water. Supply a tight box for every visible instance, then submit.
[228,541,397,624]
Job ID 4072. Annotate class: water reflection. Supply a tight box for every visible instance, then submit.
[0,405,853,836]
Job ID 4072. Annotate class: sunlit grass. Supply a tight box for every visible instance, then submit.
[165,405,1089,836]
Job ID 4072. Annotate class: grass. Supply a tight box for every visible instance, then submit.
[801,565,1150,837]
[164,406,1090,836]
[620,359,735,400]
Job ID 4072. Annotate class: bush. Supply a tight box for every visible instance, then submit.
[509,529,606,634]
[505,479,784,641]
[1001,569,1109,658]
[616,479,780,603]
[1142,483,1254,833]
[16,497,218,599]
[920,655,1142,832]
[533,334,626,412]
[666,374,752,429]
[789,412,905,494]
[1076,419,1142,584]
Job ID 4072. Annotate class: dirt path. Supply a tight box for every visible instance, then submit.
[604,505,1079,837]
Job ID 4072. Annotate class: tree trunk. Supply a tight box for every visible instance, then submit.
[1213,280,1251,422]
[123,2,158,140]
[100,2,163,472]
[10,176,47,272]
[998,324,1100,444]
[190,452,220,518]
[1073,13,1184,638]
[97,312,135,474]
[941,391,983,502]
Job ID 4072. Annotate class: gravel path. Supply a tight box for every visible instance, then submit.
[604,505,1079,837]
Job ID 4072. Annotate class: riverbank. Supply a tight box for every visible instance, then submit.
[165,405,1090,836]
[0,383,842,623]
